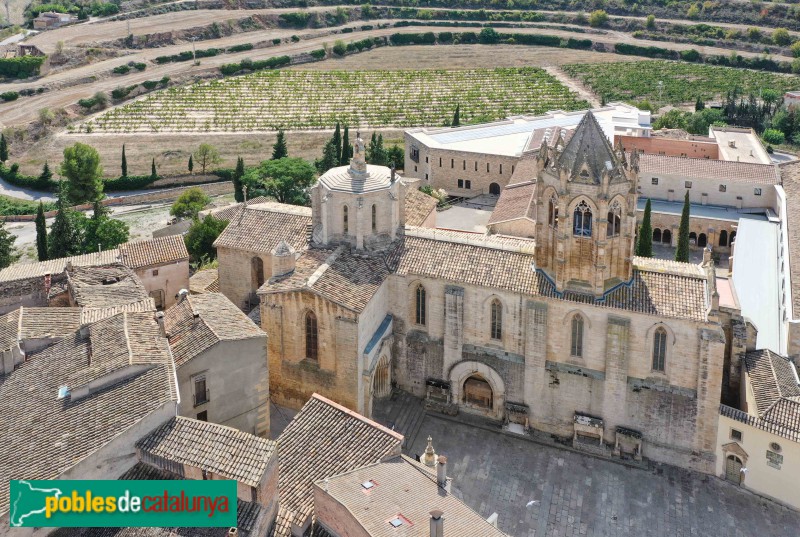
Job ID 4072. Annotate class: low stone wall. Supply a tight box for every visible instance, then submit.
[2,182,234,222]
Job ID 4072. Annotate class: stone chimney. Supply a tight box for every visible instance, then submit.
[155,311,166,337]
[429,510,444,537]
[436,455,448,491]
[177,289,189,303]
[391,165,396,183]
[227,528,238,537]
[271,240,296,278]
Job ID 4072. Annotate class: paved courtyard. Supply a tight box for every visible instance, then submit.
[402,413,800,537]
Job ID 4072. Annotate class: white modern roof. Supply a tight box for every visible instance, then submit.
[406,103,651,157]
[711,127,772,165]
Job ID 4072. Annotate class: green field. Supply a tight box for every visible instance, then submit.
[78,68,588,134]
[563,61,800,105]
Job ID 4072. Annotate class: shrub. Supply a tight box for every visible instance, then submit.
[1,91,19,102]
[478,27,500,44]
[773,28,792,46]
[565,38,592,49]
[228,43,253,53]
[310,49,326,59]
[680,49,701,62]
[588,10,608,27]
[762,128,785,145]
[111,85,137,100]
[142,80,158,90]
[132,62,147,71]
[279,12,311,28]
[438,31,453,43]
[103,175,156,191]
[112,65,130,75]
[272,38,282,45]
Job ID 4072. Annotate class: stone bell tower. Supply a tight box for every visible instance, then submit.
[310,132,404,251]
[533,112,639,296]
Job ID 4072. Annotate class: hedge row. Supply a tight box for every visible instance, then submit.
[219,55,291,76]
[155,47,222,64]
[0,56,46,79]
[0,163,57,191]
[103,175,157,190]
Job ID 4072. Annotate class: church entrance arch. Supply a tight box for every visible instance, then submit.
[449,361,505,420]
[372,354,391,399]
[489,183,501,195]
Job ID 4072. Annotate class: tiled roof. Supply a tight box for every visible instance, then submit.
[0,249,119,283]
[316,455,508,537]
[743,349,800,415]
[404,187,438,227]
[318,163,394,193]
[136,416,276,487]
[638,152,780,184]
[779,161,800,317]
[213,203,311,254]
[119,235,188,268]
[721,404,800,443]
[557,111,624,184]
[67,264,150,308]
[487,181,536,225]
[79,298,156,324]
[203,197,271,222]
[189,268,220,294]
[0,313,177,517]
[164,293,265,367]
[0,307,82,351]
[274,393,403,535]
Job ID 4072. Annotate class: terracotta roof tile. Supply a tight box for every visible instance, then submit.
[638,153,780,185]
[119,235,188,268]
[0,249,120,283]
[136,416,276,487]
[67,264,150,308]
[189,269,220,294]
[213,203,311,254]
[487,181,536,225]
[744,349,800,415]
[404,188,438,227]
[0,307,82,352]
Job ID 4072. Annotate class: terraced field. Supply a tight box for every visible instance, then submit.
[563,61,800,105]
[77,67,588,133]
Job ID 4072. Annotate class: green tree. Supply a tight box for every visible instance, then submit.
[233,156,245,203]
[170,187,211,220]
[340,125,351,165]
[695,96,705,111]
[150,158,157,180]
[48,187,83,259]
[791,41,800,58]
[675,191,691,263]
[121,144,127,177]
[60,142,104,205]
[184,215,229,262]
[452,104,460,127]
[89,218,129,251]
[773,28,792,46]
[35,201,48,261]
[588,9,608,27]
[332,122,342,166]
[646,14,656,29]
[243,157,316,205]
[686,4,700,19]
[387,145,404,168]
[272,129,288,160]
[636,199,654,258]
[194,143,221,174]
[762,128,786,145]
[367,132,387,165]
[0,133,8,163]
[38,161,52,187]
[0,220,17,269]
[315,139,339,174]
[188,154,194,174]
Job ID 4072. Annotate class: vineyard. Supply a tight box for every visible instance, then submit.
[76,68,587,133]
[562,61,800,105]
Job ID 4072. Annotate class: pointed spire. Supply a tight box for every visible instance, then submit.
[557,111,621,184]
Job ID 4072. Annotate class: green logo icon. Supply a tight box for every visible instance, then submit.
[9,480,237,528]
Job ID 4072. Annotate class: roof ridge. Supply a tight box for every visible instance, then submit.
[122,311,133,366]
[311,393,404,442]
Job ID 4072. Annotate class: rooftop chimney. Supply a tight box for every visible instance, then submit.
[390,165,396,183]
[436,455,448,490]
[429,510,444,537]
[177,289,189,303]
[155,311,166,337]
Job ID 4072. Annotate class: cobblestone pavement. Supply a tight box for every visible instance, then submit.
[406,414,800,537]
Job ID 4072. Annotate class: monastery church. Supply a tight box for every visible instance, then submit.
[214,113,744,473]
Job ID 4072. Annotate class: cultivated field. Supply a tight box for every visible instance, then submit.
[562,61,800,105]
[77,67,588,133]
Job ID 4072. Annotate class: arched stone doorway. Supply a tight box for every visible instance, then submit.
[372,354,391,399]
[698,233,707,248]
[662,229,672,245]
[449,361,506,420]
[489,182,501,195]
[463,375,493,410]
[653,228,662,243]
[725,455,743,484]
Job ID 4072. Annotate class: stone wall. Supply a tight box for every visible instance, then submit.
[646,211,738,251]
[218,246,271,311]
[134,260,190,309]
[616,135,719,159]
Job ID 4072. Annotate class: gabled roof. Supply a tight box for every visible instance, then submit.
[404,187,438,227]
[67,264,150,308]
[119,235,188,268]
[0,306,82,352]
[164,293,265,367]
[744,349,800,416]
[273,393,403,536]
[189,268,220,294]
[0,312,177,517]
[557,111,622,184]
[213,202,311,254]
[640,152,780,184]
[136,416,276,487]
[487,180,536,225]
[0,249,119,283]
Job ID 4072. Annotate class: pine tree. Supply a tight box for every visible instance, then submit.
[151,158,157,180]
[340,125,350,165]
[35,201,48,262]
[233,156,245,203]
[315,139,339,174]
[695,96,705,111]
[636,198,654,258]
[332,122,342,165]
[272,130,288,160]
[48,187,80,259]
[38,162,52,189]
[0,219,16,269]
[188,154,194,174]
[452,104,460,127]
[0,133,8,163]
[121,144,128,177]
[675,191,691,263]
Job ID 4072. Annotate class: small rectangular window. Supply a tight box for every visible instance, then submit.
[754,187,762,196]
[730,429,743,442]
[511,165,515,174]
[451,159,454,168]
[486,163,490,172]
[499,164,503,174]
[425,156,428,163]
[685,181,692,189]
[439,157,442,167]
[474,162,477,171]
[194,376,208,407]
[465,180,472,189]
[463,160,466,170]
[719,184,727,192]
[651,177,658,185]
[458,179,464,188]
[425,173,428,180]
[414,166,417,172]
[152,269,159,276]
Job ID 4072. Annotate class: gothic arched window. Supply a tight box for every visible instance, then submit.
[652,327,667,372]
[343,205,349,235]
[490,299,502,340]
[548,196,559,229]
[573,200,592,237]
[305,311,318,361]
[415,285,427,326]
[371,204,377,232]
[606,201,621,238]
[570,314,584,357]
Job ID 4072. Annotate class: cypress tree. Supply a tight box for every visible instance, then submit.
[332,122,342,165]
[695,96,705,111]
[315,139,339,174]
[38,162,52,189]
[233,156,245,203]
[675,191,691,263]
[35,201,48,262]
[48,187,79,259]
[0,133,8,163]
[272,130,288,160]
[340,125,350,165]
[121,144,127,177]
[0,219,16,269]
[636,198,654,258]
[188,154,194,174]
[452,104,460,127]
[151,158,157,180]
